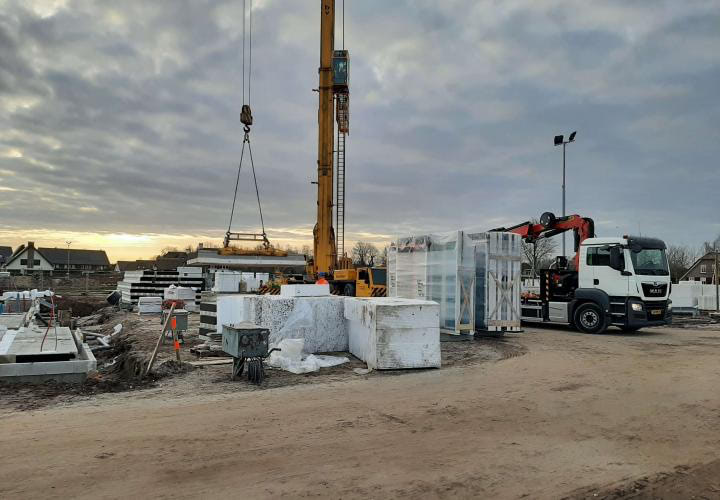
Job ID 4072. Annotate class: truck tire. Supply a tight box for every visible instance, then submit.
[574,302,606,334]
[344,283,355,297]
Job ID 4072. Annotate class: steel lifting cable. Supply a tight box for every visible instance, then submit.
[227,0,266,240]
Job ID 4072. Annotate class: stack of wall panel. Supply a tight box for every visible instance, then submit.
[116,269,205,306]
[199,291,217,338]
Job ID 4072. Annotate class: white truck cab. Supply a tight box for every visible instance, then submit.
[522,235,672,333]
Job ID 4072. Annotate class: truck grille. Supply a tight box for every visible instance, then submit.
[641,283,667,298]
[643,300,667,319]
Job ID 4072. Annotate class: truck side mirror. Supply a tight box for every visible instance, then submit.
[609,247,623,271]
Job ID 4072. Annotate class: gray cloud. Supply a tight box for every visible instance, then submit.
[0,0,718,250]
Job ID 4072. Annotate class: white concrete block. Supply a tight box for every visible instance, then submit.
[261,295,346,353]
[217,294,263,330]
[280,284,331,297]
[698,294,718,310]
[344,297,441,370]
[138,296,162,314]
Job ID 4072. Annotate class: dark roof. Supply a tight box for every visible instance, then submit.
[116,260,156,271]
[0,246,12,261]
[161,251,188,259]
[155,257,186,270]
[116,258,185,271]
[37,247,110,266]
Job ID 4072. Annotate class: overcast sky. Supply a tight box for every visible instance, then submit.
[1,0,718,261]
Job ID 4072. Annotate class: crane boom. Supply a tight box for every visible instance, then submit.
[313,0,337,276]
[491,212,595,270]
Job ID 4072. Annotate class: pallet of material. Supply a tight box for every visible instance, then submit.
[116,269,205,306]
[199,292,218,336]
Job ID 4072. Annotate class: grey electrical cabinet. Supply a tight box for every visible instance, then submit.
[222,322,270,359]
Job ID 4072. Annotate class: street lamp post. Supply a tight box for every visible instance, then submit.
[554,131,577,257]
[65,240,72,279]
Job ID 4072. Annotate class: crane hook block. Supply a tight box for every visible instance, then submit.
[240,104,253,127]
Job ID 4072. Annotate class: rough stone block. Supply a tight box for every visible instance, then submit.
[280,284,330,297]
[261,295,346,353]
[344,297,441,370]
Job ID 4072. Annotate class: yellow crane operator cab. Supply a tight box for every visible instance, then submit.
[332,50,349,91]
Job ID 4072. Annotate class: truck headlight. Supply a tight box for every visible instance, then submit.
[631,303,643,312]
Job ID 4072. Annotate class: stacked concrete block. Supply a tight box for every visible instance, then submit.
[261,295,346,353]
[344,297,441,370]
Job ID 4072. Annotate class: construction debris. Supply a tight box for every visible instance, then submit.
[265,339,349,374]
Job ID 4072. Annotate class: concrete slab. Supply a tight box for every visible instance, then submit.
[0,314,25,330]
[0,340,96,384]
[345,297,441,370]
[0,326,78,363]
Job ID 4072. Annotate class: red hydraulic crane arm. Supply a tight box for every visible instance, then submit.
[491,212,595,269]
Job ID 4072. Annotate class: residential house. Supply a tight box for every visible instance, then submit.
[5,242,111,274]
[679,252,718,284]
[0,246,12,268]
[114,257,186,272]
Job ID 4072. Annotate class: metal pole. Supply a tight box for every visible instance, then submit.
[715,243,719,312]
[562,142,566,257]
[65,241,71,279]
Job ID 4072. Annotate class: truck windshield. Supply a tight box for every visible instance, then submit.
[630,248,669,276]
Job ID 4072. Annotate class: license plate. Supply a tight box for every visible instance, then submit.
[651,309,662,315]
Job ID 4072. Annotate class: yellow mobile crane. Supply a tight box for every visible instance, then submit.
[311,0,386,297]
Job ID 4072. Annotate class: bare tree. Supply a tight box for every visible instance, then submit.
[702,233,720,254]
[379,245,389,266]
[666,244,698,283]
[521,237,558,278]
[352,241,379,266]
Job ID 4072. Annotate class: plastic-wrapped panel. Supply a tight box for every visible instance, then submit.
[485,232,522,332]
[390,230,520,335]
[391,231,475,334]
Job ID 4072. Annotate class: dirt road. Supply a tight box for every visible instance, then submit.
[1,325,719,499]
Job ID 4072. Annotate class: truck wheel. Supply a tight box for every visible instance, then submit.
[574,303,606,334]
[344,283,355,297]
